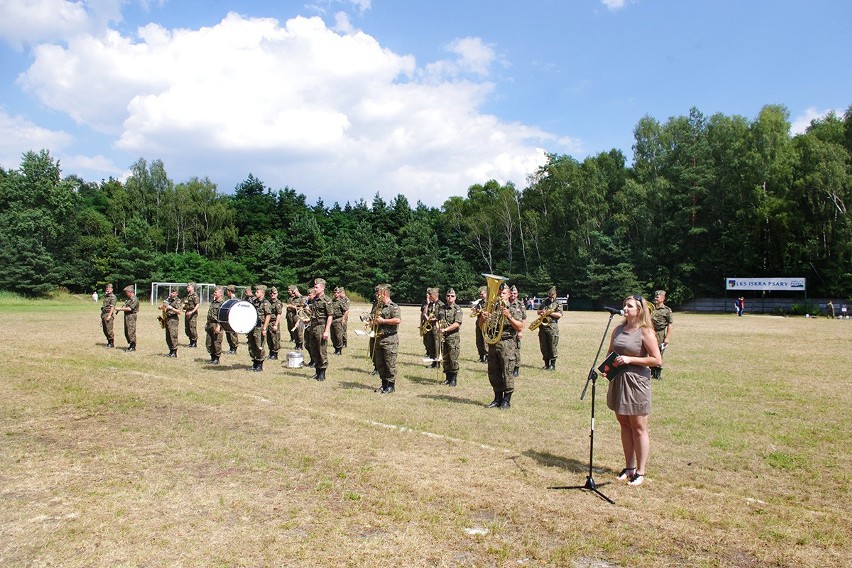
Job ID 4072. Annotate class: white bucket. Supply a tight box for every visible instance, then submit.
[286,351,304,368]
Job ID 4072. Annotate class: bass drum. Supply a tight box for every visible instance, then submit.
[218,299,258,334]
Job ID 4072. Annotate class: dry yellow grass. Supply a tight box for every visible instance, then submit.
[0,297,849,566]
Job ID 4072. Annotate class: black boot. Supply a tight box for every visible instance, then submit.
[500,391,513,409]
[106,342,114,348]
[254,360,263,372]
[442,373,451,385]
[486,390,502,408]
[210,357,220,365]
[543,360,550,370]
[126,343,136,352]
[307,360,316,368]
[512,367,519,377]
[267,352,277,360]
[377,378,387,392]
[381,381,395,394]
[550,359,556,371]
[315,368,326,381]
[448,373,457,387]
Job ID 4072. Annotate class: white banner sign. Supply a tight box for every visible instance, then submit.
[725,277,806,291]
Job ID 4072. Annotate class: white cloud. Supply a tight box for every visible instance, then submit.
[0,0,122,49]
[0,107,72,169]
[601,0,628,12]
[15,11,559,205]
[790,106,842,136]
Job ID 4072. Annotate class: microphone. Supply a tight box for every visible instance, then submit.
[604,306,624,315]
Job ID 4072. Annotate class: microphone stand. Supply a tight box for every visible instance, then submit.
[550,311,618,504]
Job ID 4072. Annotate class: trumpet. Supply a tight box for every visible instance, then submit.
[156,303,168,328]
[529,305,557,331]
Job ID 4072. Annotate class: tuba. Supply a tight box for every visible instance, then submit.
[479,273,508,345]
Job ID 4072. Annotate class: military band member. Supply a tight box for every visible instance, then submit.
[183,283,200,348]
[374,284,401,393]
[474,285,488,363]
[537,286,563,370]
[339,287,350,348]
[303,288,318,367]
[306,278,333,381]
[650,290,673,380]
[480,282,525,408]
[206,286,224,364]
[286,285,304,350]
[100,283,117,348]
[224,285,239,354]
[113,285,139,352]
[164,288,182,357]
[421,287,443,368]
[266,287,283,360]
[331,286,350,355]
[438,288,463,386]
[368,285,382,375]
[248,285,272,372]
[510,285,526,377]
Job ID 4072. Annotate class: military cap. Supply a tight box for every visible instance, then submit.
[333,286,342,293]
[287,284,297,292]
[428,287,439,295]
[499,282,510,291]
[478,285,487,293]
[123,285,134,293]
[314,278,326,286]
[255,284,267,292]
[105,283,113,289]
[548,286,557,295]
[226,285,236,293]
[187,282,196,288]
[510,285,518,293]
[654,289,666,296]
[269,286,278,294]
[446,288,456,295]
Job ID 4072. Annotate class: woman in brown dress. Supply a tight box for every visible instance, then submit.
[605,294,662,486]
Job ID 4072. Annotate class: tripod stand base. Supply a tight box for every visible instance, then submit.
[550,476,615,504]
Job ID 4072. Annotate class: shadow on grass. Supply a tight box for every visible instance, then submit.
[522,449,604,475]
[337,381,377,391]
[417,393,484,407]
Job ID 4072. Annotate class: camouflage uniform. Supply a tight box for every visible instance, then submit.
[650,299,672,380]
[121,287,139,351]
[100,289,117,347]
[183,287,199,347]
[165,293,182,355]
[330,289,350,354]
[537,295,563,370]
[422,289,443,367]
[307,288,333,374]
[205,293,224,363]
[375,294,401,392]
[286,287,305,350]
[437,291,463,386]
[511,289,527,376]
[487,292,525,408]
[224,286,239,353]
[266,288,284,359]
[248,287,272,371]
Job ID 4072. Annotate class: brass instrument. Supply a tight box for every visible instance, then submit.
[156,303,168,328]
[420,302,437,337]
[290,304,311,332]
[469,298,483,318]
[529,305,557,331]
[480,273,508,345]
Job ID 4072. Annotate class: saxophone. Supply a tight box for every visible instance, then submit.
[529,305,557,330]
[156,303,168,328]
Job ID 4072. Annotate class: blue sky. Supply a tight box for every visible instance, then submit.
[1,0,849,207]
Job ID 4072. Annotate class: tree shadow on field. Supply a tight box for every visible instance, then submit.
[417,393,484,407]
[523,449,605,475]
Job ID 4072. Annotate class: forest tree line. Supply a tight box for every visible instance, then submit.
[1,104,850,305]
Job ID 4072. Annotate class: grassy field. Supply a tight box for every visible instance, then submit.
[0,294,849,567]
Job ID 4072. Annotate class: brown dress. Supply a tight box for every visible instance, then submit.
[606,325,652,415]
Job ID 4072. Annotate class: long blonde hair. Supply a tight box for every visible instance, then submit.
[622,295,653,328]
